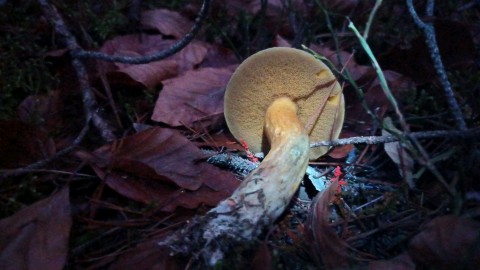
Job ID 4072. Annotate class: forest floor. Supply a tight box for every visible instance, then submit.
[0,0,479,269]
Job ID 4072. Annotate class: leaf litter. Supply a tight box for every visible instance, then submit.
[88,127,240,212]
[0,187,71,270]
[0,1,479,269]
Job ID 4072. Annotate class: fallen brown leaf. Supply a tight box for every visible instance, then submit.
[379,19,475,85]
[199,44,238,69]
[328,131,356,159]
[0,120,56,168]
[382,117,415,188]
[151,67,235,130]
[345,69,414,134]
[306,181,352,269]
[98,35,208,89]
[0,187,71,270]
[408,215,480,270]
[368,253,416,270]
[310,44,370,81]
[141,9,191,38]
[99,232,184,270]
[90,127,240,212]
[17,91,62,131]
[251,242,272,270]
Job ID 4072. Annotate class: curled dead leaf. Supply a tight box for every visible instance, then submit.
[0,120,56,168]
[89,127,240,212]
[141,9,191,38]
[17,92,62,130]
[408,215,480,270]
[152,67,235,130]
[368,215,480,270]
[306,181,352,268]
[368,253,416,270]
[97,35,208,89]
[382,117,415,188]
[0,187,71,270]
[310,44,370,81]
[379,19,475,85]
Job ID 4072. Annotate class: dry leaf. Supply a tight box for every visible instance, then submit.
[382,117,415,188]
[274,35,291,47]
[310,44,370,81]
[106,234,184,270]
[199,44,238,69]
[112,59,178,89]
[408,215,480,270]
[251,242,272,270]
[0,120,56,168]
[306,181,352,268]
[151,67,234,130]
[328,131,356,159]
[344,69,414,135]
[17,91,62,131]
[141,9,191,38]
[98,35,208,89]
[90,127,240,212]
[379,19,475,84]
[368,253,416,270]
[368,215,480,270]
[0,187,71,270]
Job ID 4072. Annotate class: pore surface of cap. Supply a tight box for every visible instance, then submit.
[224,47,344,160]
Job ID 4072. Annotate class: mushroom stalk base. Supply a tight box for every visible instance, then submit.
[160,97,310,266]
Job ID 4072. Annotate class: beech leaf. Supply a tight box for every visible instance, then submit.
[98,35,208,89]
[306,181,351,268]
[0,187,71,270]
[382,117,415,188]
[151,67,235,129]
[141,9,191,39]
[408,215,480,269]
[90,127,240,212]
[0,120,55,168]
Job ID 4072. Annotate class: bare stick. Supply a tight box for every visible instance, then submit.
[2,0,124,178]
[72,0,210,64]
[37,0,116,141]
[349,17,460,194]
[348,20,408,131]
[310,128,479,147]
[202,128,479,183]
[406,0,467,130]
[0,123,90,179]
[363,0,383,40]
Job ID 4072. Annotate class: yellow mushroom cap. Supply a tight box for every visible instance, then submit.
[224,47,345,160]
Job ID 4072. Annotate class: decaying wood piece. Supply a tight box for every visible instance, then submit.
[160,97,309,265]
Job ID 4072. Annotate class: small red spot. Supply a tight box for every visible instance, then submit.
[331,166,347,193]
[240,138,259,163]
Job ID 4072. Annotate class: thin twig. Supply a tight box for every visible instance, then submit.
[348,20,408,131]
[406,0,467,130]
[201,128,480,179]
[0,123,90,179]
[2,0,125,178]
[310,128,480,147]
[72,0,210,64]
[203,150,258,176]
[363,0,383,40]
[37,0,116,141]
[349,17,457,194]
[5,0,212,178]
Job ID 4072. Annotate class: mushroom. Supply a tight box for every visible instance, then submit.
[225,47,344,160]
[162,47,344,266]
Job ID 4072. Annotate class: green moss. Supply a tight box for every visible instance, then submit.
[0,2,59,120]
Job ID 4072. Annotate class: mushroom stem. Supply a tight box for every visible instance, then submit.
[162,97,310,265]
[210,97,309,230]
